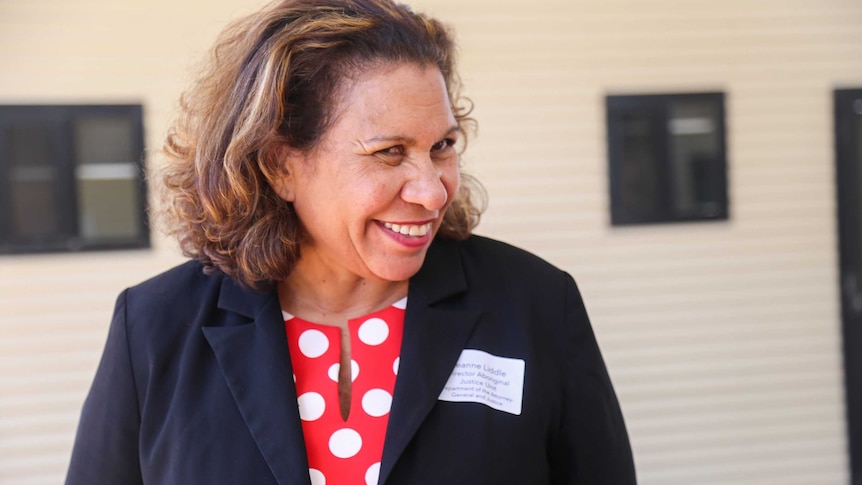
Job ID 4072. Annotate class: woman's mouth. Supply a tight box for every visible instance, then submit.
[382,221,432,237]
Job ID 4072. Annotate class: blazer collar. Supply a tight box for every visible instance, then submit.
[379,238,481,484]
[407,236,468,304]
[203,237,480,485]
[216,275,274,318]
[203,277,311,485]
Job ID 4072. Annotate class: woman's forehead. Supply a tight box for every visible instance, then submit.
[329,63,456,138]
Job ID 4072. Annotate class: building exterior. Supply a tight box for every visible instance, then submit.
[1,0,860,483]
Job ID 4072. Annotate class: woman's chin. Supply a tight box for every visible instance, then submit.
[367,253,428,283]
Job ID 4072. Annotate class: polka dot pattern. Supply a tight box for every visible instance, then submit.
[326,360,359,383]
[358,318,389,346]
[298,329,329,358]
[297,392,326,421]
[365,462,381,485]
[309,468,325,485]
[327,363,339,383]
[329,428,362,458]
[361,389,392,418]
[285,301,406,485]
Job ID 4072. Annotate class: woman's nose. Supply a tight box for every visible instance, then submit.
[401,157,448,211]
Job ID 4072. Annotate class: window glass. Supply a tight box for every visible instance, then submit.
[669,101,721,218]
[7,124,60,239]
[620,113,662,221]
[77,177,142,240]
[855,98,862,163]
[73,114,142,241]
[75,116,135,165]
[854,103,862,281]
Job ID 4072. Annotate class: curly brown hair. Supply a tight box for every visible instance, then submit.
[159,0,484,288]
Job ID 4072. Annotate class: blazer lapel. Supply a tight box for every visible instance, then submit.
[379,239,481,485]
[202,277,310,485]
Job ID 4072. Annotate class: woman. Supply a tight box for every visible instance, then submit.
[66,0,636,484]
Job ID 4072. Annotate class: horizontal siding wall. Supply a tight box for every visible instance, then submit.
[434,1,858,483]
[0,251,186,484]
[0,1,271,483]
[1,0,860,483]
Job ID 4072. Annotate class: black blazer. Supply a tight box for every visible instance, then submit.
[67,235,636,484]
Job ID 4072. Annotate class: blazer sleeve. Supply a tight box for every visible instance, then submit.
[549,274,637,484]
[66,289,144,485]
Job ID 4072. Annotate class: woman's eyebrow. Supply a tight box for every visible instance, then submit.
[364,135,412,145]
[363,125,459,146]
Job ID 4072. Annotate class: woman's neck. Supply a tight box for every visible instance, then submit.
[277,261,408,327]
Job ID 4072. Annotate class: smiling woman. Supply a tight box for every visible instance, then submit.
[65,1,635,484]
[272,64,460,291]
[158,0,480,289]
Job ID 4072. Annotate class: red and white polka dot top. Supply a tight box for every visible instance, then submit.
[283,297,406,485]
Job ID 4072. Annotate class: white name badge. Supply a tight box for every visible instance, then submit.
[438,349,525,415]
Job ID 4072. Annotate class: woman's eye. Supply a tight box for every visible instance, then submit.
[431,138,456,152]
[376,145,404,157]
[373,145,405,164]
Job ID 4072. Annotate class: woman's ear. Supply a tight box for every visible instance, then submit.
[270,147,303,202]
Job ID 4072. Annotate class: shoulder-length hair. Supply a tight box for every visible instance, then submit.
[159,0,483,288]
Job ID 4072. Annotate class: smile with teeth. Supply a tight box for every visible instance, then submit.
[383,221,432,237]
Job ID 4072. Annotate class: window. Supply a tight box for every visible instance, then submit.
[606,92,728,226]
[835,88,862,484]
[0,105,149,253]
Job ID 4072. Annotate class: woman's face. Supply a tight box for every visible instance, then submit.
[275,63,460,284]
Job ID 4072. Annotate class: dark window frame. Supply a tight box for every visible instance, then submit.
[0,104,149,254]
[834,87,862,485]
[606,92,729,226]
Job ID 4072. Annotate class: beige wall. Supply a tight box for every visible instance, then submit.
[1,0,859,483]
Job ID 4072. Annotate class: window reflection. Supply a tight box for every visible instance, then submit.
[669,101,721,218]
